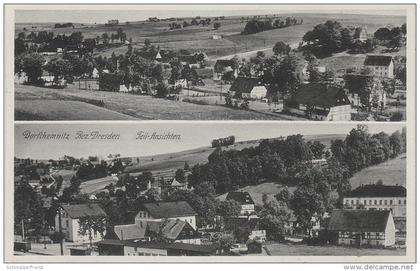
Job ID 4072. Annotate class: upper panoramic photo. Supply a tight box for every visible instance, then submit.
[13,5,410,121]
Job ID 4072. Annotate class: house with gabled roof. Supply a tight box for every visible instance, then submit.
[55,203,107,243]
[229,77,267,100]
[364,55,394,78]
[284,83,351,121]
[226,191,255,215]
[135,201,198,230]
[328,209,395,247]
[213,59,238,81]
[343,184,406,218]
[145,219,200,244]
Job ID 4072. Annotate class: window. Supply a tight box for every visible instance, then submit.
[364,200,367,205]
[351,200,354,204]
[404,200,407,204]
[356,200,359,205]
[65,220,69,228]
[369,200,372,205]
[374,200,377,204]
[384,200,388,205]
[399,200,401,204]
[390,200,393,204]
[346,200,349,204]
[190,219,192,223]
[379,200,382,205]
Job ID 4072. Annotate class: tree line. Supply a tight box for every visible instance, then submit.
[242,17,303,35]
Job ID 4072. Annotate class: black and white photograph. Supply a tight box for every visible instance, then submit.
[3,3,417,266]
[12,5,411,121]
[11,122,408,258]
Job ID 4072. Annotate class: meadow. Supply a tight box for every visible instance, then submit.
[15,84,285,120]
[349,154,406,188]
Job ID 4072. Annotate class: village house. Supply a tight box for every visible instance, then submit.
[145,219,201,244]
[55,203,107,243]
[41,71,67,87]
[328,209,395,247]
[97,239,220,256]
[213,59,238,81]
[343,184,406,218]
[226,191,255,216]
[363,55,394,78]
[283,83,352,121]
[135,201,198,230]
[229,77,267,100]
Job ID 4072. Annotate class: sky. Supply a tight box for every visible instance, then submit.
[14,5,407,24]
[15,122,405,160]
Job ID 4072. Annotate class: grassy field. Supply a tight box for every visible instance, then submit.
[349,154,406,188]
[15,84,286,120]
[266,243,405,256]
[15,13,405,58]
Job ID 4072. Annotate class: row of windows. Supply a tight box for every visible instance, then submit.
[346,199,406,205]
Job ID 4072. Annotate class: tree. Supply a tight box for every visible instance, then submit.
[258,195,292,241]
[174,168,186,183]
[389,130,402,158]
[78,215,107,247]
[272,41,291,56]
[144,187,161,202]
[44,58,72,86]
[155,82,169,98]
[307,141,325,159]
[21,53,45,84]
[213,22,221,30]
[217,200,241,219]
[212,233,234,254]
[374,27,391,40]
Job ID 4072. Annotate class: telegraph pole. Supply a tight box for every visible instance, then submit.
[58,206,64,256]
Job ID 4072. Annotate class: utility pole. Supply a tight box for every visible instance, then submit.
[21,219,25,241]
[58,207,64,256]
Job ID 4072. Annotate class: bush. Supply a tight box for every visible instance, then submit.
[50,231,65,243]
[390,112,403,121]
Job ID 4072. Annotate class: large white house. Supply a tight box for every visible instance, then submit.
[363,55,394,78]
[328,209,395,247]
[55,203,107,243]
[343,184,407,218]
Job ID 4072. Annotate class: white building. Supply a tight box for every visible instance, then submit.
[364,55,394,78]
[343,184,407,218]
[55,203,107,243]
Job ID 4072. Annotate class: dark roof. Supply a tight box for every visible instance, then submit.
[288,83,350,107]
[141,201,197,218]
[344,184,406,198]
[328,209,392,232]
[364,55,393,66]
[226,191,255,205]
[114,224,145,240]
[61,203,107,219]
[146,220,193,240]
[229,77,261,94]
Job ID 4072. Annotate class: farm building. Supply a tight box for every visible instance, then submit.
[226,191,256,215]
[145,219,201,244]
[284,83,351,121]
[343,184,406,218]
[55,203,107,243]
[363,55,394,78]
[213,59,238,81]
[75,78,99,90]
[135,201,198,230]
[229,77,267,100]
[97,239,220,256]
[328,209,395,247]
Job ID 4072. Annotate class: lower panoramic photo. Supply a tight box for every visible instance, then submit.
[10,122,409,259]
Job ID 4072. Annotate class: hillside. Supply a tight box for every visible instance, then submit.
[15,13,405,58]
[349,154,406,188]
[79,133,345,194]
